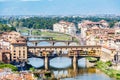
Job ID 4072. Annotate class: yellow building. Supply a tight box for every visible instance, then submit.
[10,42,27,62]
[0,31,28,63]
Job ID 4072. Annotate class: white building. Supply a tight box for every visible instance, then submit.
[53,21,76,35]
[114,22,120,28]
[0,39,10,49]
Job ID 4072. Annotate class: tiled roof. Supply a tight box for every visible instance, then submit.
[0,49,10,53]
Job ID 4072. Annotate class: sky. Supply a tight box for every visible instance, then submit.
[0,0,120,15]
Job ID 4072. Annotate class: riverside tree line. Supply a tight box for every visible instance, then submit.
[0,16,120,30]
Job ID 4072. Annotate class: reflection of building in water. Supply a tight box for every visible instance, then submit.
[67,67,96,78]
[33,67,96,79]
[51,67,96,79]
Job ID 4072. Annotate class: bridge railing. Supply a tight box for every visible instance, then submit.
[32,49,100,57]
[68,50,99,57]
[41,50,65,57]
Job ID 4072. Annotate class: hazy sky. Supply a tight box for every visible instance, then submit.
[0,0,120,15]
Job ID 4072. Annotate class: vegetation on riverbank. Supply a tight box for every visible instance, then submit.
[20,28,75,41]
[96,61,120,79]
[87,57,98,62]
[41,31,72,41]
[0,63,18,71]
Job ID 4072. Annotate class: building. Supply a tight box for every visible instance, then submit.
[0,49,11,63]
[114,22,120,28]
[0,31,27,63]
[53,21,76,35]
[10,37,27,62]
[78,20,109,38]
[78,20,120,59]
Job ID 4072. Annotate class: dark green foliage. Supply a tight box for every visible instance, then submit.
[0,64,18,71]
[105,61,112,66]
[29,67,35,72]
[11,17,120,29]
[45,72,51,78]
[0,16,120,30]
[0,61,4,64]
[0,23,16,31]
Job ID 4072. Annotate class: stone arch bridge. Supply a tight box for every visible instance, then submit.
[28,45,101,70]
[27,40,79,46]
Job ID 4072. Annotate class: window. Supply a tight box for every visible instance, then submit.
[19,53,21,58]
[14,50,16,52]
[19,51,21,54]
[23,53,25,58]
[23,47,25,49]
[23,51,25,58]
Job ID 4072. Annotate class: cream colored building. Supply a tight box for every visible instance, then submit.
[10,42,27,61]
[78,20,109,38]
[53,21,76,35]
[0,31,27,62]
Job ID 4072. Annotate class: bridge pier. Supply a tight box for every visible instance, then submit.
[72,55,78,71]
[52,42,55,46]
[28,29,32,36]
[33,42,37,46]
[66,42,70,46]
[44,56,50,70]
[49,37,53,40]
[71,55,78,76]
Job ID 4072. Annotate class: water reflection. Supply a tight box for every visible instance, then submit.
[50,57,71,68]
[27,37,114,80]
[28,57,114,80]
[61,73,113,80]
[28,58,44,68]
[78,58,86,68]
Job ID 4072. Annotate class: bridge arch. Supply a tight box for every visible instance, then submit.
[37,41,52,46]
[69,42,78,46]
[54,42,67,46]
[27,42,35,46]
[50,57,71,68]
[28,57,44,68]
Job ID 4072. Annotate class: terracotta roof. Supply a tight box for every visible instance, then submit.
[102,45,115,50]
[91,26,100,30]
[0,49,10,53]
[11,42,26,45]
[114,36,120,40]
[107,29,115,34]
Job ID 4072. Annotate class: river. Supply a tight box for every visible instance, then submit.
[18,34,115,80]
[28,57,115,80]
[26,36,115,80]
